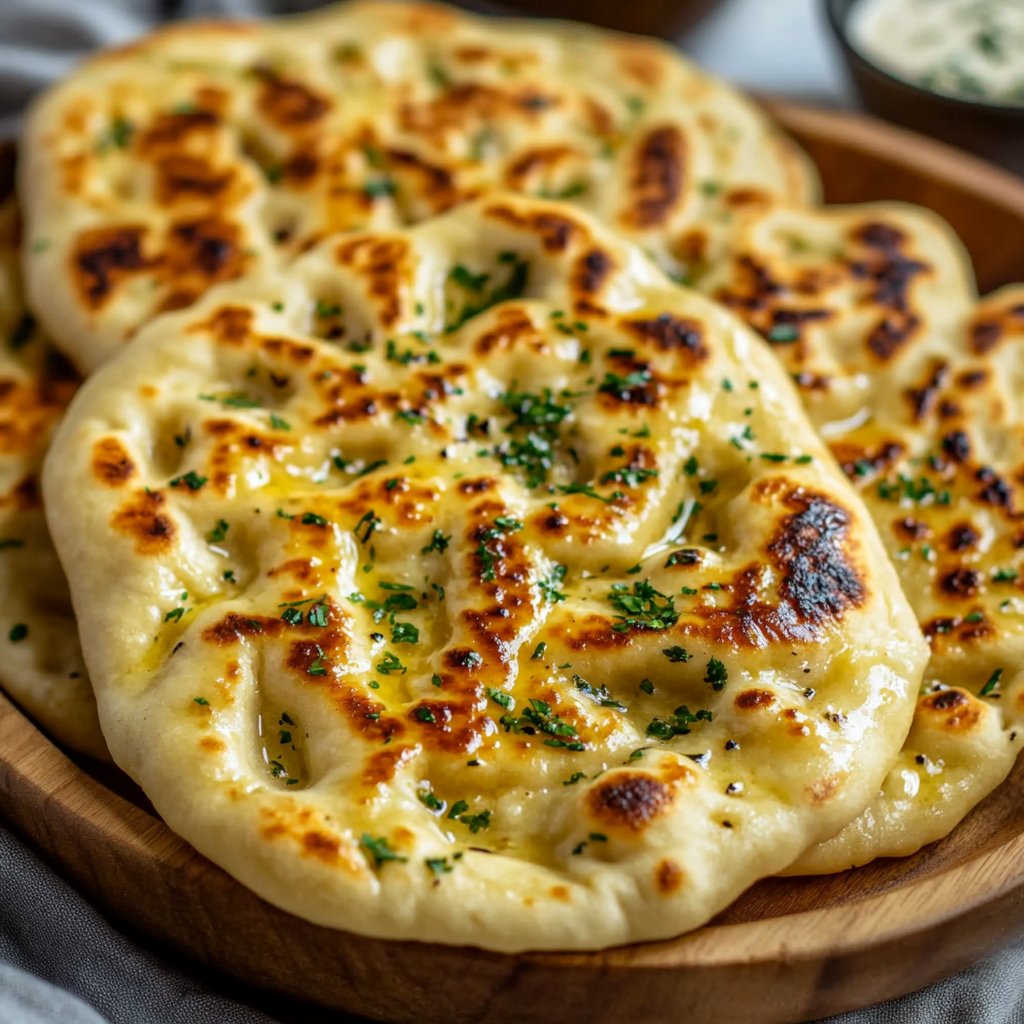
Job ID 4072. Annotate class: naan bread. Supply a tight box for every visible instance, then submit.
[20,0,815,374]
[708,203,1024,871]
[44,197,924,950]
[0,145,104,759]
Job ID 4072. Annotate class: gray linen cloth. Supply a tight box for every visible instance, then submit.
[0,0,1022,1020]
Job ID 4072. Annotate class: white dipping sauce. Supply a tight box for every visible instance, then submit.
[849,0,1024,105]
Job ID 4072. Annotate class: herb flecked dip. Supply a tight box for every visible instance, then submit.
[850,0,1024,105]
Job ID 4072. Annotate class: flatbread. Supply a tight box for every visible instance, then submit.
[44,196,924,950]
[19,0,816,374]
[0,145,104,759]
[707,202,1024,871]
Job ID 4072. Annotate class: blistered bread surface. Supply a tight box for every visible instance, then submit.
[43,196,925,949]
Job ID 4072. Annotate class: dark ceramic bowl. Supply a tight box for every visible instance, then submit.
[502,0,723,39]
[825,0,1024,171]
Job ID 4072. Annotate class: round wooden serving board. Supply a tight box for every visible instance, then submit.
[4,100,1024,1024]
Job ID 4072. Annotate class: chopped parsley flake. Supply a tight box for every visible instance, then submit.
[981,668,1003,697]
[307,646,328,676]
[573,674,627,711]
[598,368,653,402]
[876,474,951,506]
[600,464,659,487]
[475,516,522,583]
[360,833,406,868]
[314,300,342,318]
[458,809,491,833]
[445,256,530,333]
[538,564,567,603]
[646,705,712,741]
[363,177,397,199]
[8,623,28,643]
[446,803,491,833]
[730,424,755,450]
[428,61,451,88]
[418,788,444,812]
[376,651,406,675]
[488,688,514,710]
[385,338,440,366]
[449,265,490,290]
[496,388,572,488]
[391,621,419,644]
[96,116,133,153]
[662,646,691,663]
[501,698,584,750]
[704,657,728,690]
[207,519,229,543]
[199,391,260,409]
[665,549,700,567]
[537,181,588,200]
[354,510,381,544]
[421,529,451,555]
[767,324,800,344]
[169,471,207,492]
[608,579,678,633]
[555,482,621,504]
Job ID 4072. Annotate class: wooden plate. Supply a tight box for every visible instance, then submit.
[4,99,1024,1024]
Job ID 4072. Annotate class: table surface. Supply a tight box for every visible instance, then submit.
[0,1,1021,1022]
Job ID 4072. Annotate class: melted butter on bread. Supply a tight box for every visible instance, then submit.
[44,196,924,950]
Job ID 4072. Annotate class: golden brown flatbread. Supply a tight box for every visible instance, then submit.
[707,203,1024,870]
[0,145,104,758]
[20,0,815,373]
[43,196,924,949]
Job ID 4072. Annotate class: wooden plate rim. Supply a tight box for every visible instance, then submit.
[764,96,1024,220]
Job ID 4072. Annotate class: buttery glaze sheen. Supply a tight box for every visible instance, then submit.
[44,196,924,951]
[18,0,814,374]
